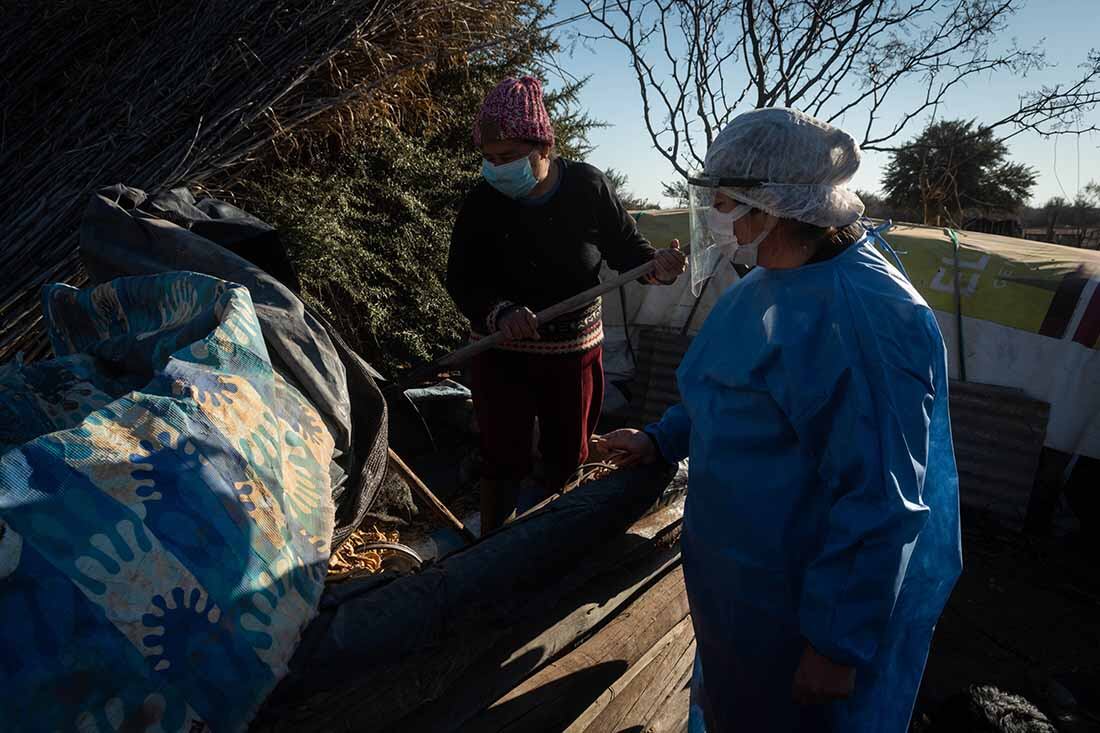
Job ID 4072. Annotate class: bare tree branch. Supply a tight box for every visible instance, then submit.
[577,0,1100,181]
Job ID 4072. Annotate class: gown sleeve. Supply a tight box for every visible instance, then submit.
[771,304,938,668]
[645,402,692,463]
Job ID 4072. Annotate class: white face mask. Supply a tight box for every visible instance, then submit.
[705,203,778,266]
[705,204,751,247]
[732,215,778,267]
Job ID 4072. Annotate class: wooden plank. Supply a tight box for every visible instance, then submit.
[264,494,686,733]
[388,448,477,543]
[391,544,683,733]
[642,663,694,733]
[596,634,695,733]
[565,616,694,733]
[464,565,690,733]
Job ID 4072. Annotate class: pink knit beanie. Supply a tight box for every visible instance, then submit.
[473,76,555,148]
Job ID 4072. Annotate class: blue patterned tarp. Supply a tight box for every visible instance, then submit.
[0,272,335,732]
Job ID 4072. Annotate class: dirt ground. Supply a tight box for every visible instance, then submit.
[914,508,1100,728]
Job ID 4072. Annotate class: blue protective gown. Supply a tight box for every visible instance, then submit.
[647,238,962,732]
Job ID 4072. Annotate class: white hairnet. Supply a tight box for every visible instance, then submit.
[704,107,864,228]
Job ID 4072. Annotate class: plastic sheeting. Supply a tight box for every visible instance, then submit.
[78,185,390,544]
[0,272,334,731]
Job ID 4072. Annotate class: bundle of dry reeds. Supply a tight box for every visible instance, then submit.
[0,0,527,361]
[327,525,402,579]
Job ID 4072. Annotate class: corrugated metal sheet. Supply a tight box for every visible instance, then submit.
[621,328,692,426]
[948,381,1049,529]
[618,327,1052,530]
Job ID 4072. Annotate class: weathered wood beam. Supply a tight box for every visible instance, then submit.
[253,467,682,732]
[392,541,683,733]
[462,565,690,733]
[639,662,693,733]
[565,615,695,733]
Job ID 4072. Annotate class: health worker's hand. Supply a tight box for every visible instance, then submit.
[792,644,855,705]
[596,429,659,467]
[498,306,540,341]
[644,239,687,285]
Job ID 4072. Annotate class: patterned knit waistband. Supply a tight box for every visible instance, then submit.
[472,298,603,355]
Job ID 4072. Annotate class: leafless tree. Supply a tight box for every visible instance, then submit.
[577,0,1100,179]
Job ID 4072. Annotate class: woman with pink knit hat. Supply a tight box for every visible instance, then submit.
[447,76,685,532]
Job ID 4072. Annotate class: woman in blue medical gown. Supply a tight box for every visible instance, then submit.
[603,107,962,733]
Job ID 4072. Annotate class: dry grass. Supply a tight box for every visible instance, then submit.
[327,525,402,580]
[0,0,531,361]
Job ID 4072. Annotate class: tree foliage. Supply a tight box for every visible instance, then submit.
[855,189,920,224]
[661,179,690,207]
[241,2,602,375]
[605,168,661,210]
[1027,185,1100,248]
[578,0,1100,182]
[0,0,552,361]
[882,119,1036,226]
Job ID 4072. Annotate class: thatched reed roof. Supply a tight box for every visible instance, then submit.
[0,0,526,361]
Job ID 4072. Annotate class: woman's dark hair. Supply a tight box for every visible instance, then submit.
[778,219,864,262]
[795,220,865,249]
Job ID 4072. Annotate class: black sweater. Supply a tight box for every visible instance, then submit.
[446,159,656,334]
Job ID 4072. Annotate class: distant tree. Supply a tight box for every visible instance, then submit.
[1041,196,1069,242]
[605,168,661,210]
[883,120,1036,227]
[1069,184,1100,248]
[661,179,690,207]
[1025,190,1100,248]
[855,189,919,224]
[855,190,884,215]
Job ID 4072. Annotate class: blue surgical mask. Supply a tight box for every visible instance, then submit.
[482,155,539,199]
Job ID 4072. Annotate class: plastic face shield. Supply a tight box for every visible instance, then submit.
[687,174,757,296]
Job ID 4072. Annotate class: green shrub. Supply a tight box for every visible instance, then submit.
[241,2,600,377]
[245,123,477,376]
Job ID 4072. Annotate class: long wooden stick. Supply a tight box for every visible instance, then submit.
[395,259,658,389]
[388,448,479,544]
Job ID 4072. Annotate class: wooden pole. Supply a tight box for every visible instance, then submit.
[395,260,658,389]
[388,448,478,544]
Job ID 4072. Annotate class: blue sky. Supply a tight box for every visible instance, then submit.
[547,0,1099,207]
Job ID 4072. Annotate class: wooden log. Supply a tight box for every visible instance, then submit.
[463,564,691,733]
[564,616,695,733]
[387,447,477,544]
[391,545,683,733]
[255,487,685,732]
[387,499,685,733]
